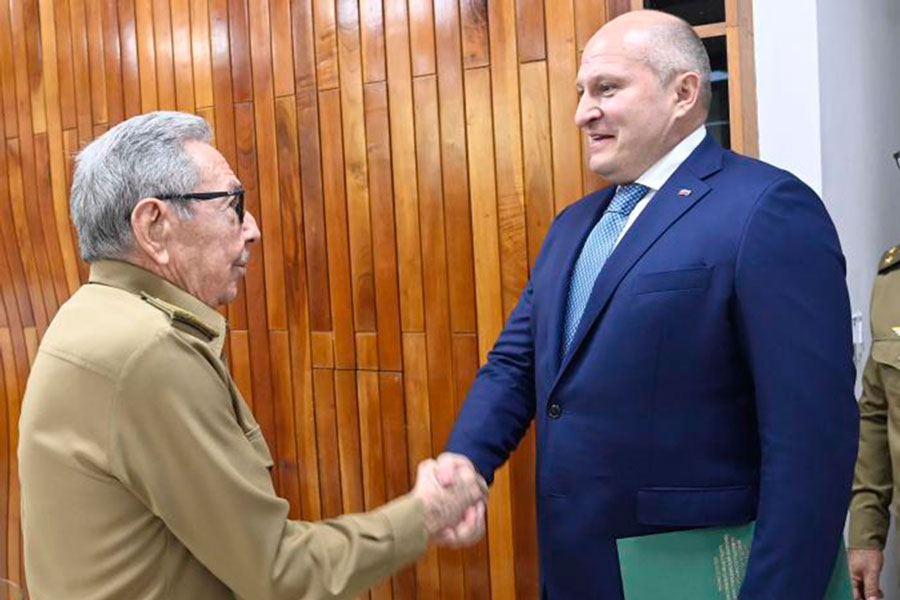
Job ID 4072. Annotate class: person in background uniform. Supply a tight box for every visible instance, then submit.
[18,111,486,600]
[440,9,858,600]
[849,239,900,600]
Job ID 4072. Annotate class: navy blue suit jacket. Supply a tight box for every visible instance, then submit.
[446,135,859,599]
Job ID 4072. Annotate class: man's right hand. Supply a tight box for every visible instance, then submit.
[412,458,487,546]
[849,548,884,600]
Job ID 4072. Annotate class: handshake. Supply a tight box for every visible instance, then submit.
[411,453,488,548]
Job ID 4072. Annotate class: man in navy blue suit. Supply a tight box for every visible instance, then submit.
[441,9,859,599]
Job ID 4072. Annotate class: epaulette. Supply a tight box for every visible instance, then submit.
[140,292,219,340]
[879,246,900,273]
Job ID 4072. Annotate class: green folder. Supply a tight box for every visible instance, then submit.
[617,522,852,600]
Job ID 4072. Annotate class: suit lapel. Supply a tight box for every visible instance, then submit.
[553,134,725,384]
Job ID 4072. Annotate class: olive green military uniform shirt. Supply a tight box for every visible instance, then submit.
[849,246,900,549]
[18,260,426,600]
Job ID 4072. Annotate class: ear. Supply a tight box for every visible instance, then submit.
[131,197,175,266]
[671,71,702,118]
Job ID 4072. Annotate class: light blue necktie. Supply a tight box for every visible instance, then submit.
[562,183,649,355]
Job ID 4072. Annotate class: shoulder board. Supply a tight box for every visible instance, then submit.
[879,246,900,273]
[140,292,219,340]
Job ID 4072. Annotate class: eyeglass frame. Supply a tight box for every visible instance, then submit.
[155,189,245,224]
[894,150,900,173]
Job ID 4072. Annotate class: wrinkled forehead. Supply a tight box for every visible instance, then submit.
[185,140,240,189]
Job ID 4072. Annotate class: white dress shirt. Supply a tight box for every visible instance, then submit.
[613,125,707,247]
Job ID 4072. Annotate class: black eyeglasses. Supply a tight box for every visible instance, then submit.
[156,189,245,224]
[894,151,900,173]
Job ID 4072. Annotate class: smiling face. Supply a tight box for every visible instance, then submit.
[165,140,260,307]
[575,17,689,184]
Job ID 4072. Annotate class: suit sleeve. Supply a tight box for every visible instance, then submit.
[733,176,859,600]
[848,350,893,549]
[444,279,538,483]
[108,329,426,600]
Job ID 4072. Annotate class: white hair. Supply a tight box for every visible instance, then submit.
[70,111,212,262]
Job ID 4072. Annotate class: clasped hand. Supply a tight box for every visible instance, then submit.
[412,452,488,548]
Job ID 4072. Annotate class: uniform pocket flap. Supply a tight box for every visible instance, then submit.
[632,267,712,295]
[871,341,900,369]
[244,425,275,469]
[636,485,757,526]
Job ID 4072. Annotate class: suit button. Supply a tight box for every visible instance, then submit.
[547,403,562,419]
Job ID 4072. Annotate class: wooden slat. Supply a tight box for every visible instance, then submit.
[520,61,556,269]
[546,0,584,212]
[319,89,356,368]
[169,0,195,112]
[310,331,334,368]
[384,0,424,332]
[5,139,49,332]
[61,128,89,284]
[359,0,386,83]
[336,0,377,334]
[0,0,17,137]
[190,0,214,108]
[605,0,632,19]
[291,0,331,334]
[313,0,339,89]
[23,0,47,135]
[356,332,378,371]
[32,134,69,306]
[489,0,528,317]
[248,0,288,332]
[270,331,301,517]
[134,0,158,111]
[0,331,9,581]
[726,0,759,157]
[312,369,341,518]
[517,0,546,62]
[84,0,108,124]
[227,0,252,103]
[401,332,440,598]
[68,0,95,144]
[118,0,142,117]
[363,81,402,370]
[695,22,726,39]
[101,0,125,125]
[0,331,22,588]
[152,0,176,111]
[460,0,489,69]
[270,0,294,98]
[379,372,416,600]
[356,371,393,600]
[434,0,476,334]
[408,0,436,76]
[334,370,365,516]
[575,0,606,52]
[53,0,78,131]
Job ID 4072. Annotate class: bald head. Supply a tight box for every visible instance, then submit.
[586,10,711,114]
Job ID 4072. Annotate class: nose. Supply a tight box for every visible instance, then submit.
[243,211,261,244]
[574,93,600,129]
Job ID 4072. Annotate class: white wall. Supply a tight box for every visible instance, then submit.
[755,0,900,597]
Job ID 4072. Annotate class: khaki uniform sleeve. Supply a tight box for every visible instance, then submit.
[849,353,892,549]
[108,329,427,600]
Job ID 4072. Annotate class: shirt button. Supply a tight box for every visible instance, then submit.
[547,403,562,419]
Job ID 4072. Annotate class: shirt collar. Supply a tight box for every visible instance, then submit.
[634,125,707,192]
[88,259,227,354]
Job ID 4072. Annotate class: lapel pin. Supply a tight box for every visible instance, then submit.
[893,327,900,337]
[678,188,692,197]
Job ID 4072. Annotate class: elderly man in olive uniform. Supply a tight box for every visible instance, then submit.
[18,111,486,600]
[849,236,900,600]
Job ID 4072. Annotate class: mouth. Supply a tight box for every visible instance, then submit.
[587,133,615,149]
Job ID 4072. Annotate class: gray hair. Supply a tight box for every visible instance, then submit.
[641,18,712,111]
[70,111,212,262]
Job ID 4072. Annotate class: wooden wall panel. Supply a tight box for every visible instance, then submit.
[0,0,759,596]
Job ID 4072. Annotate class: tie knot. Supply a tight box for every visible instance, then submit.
[608,183,649,215]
